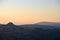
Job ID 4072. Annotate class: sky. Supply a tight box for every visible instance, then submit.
[0,0,60,24]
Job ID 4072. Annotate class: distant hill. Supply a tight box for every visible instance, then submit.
[35,22,60,27]
[0,22,60,30]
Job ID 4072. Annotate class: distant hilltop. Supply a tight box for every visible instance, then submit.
[0,22,60,27]
[35,22,60,27]
[6,22,15,26]
[0,22,16,26]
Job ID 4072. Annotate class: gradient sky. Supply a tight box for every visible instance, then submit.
[0,0,60,24]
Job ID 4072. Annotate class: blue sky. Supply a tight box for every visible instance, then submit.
[1,0,59,6]
[1,0,59,11]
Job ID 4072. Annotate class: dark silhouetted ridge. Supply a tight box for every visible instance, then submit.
[6,22,16,26]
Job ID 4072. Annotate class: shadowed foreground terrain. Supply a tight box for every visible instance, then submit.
[0,22,60,40]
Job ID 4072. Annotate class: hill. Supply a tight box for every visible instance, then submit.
[35,22,60,27]
[0,22,60,40]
